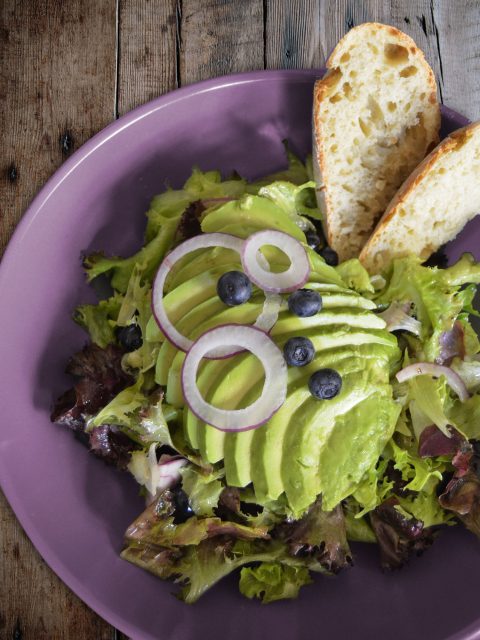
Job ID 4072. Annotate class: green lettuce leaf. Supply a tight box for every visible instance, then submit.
[84,219,178,294]
[73,293,122,347]
[117,265,159,374]
[397,491,455,528]
[352,459,393,517]
[448,394,480,440]
[146,168,247,241]
[121,490,314,603]
[179,466,224,517]
[407,374,454,438]
[88,374,146,430]
[387,439,445,493]
[239,562,312,603]
[377,255,480,361]
[122,536,311,604]
[257,180,321,222]
[343,499,377,542]
[336,259,375,295]
[451,357,480,393]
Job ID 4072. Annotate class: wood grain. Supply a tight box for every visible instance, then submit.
[0,0,121,638]
[265,0,323,69]
[1,1,480,638]
[0,0,117,255]
[117,0,178,116]
[179,0,263,85]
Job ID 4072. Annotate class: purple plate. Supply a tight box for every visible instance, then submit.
[0,70,479,640]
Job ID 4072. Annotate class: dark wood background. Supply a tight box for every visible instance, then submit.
[1,1,479,638]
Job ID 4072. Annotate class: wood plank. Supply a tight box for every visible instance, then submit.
[0,0,120,638]
[117,0,178,116]
[0,0,117,255]
[391,0,480,121]
[179,0,264,85]
[265,0,324,69]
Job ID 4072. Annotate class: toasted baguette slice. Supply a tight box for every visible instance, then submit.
[360,122,480,273]
[313,23,440,261]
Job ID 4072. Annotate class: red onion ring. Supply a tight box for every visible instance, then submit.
[241,229,310,293]
[152,233,281,358]
[396,362,470,402]
[181,324,287,432]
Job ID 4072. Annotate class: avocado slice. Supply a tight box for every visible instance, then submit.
[197,353,264,464]
[183,354,244,450]
[201,196,306,242]
[249,343,397,506]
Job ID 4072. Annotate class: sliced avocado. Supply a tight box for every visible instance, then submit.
[166,250,241,290]
[156,296,227,385]
[183,355,243,450]
[249,344,395,506]
[145,314,164,343]
[317,394,400,509]
[162,267,230,321]
[163,294,264,395]
[197,353,264,464]
[282,356,398,516]
[157,291,264,386]
[307,287,376,310]
[272,307,386,334]
[201,196,306,242]
[224,428,256,487]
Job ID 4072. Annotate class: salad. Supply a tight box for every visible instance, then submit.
[52,148,480,604]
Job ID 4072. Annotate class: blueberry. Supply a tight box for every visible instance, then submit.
[217,271,252,306]
[317,246,339,266]
[283,337,315,367]
[172,487,194,524]
[116,324,143,351]
[305,229,321,250]
[308,368,342,400]
[288,289,322,317]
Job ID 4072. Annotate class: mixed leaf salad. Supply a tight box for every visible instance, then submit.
[52,149,480,604]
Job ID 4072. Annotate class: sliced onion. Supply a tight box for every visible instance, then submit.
[128,445,187,498]
[378,301,421,336]
[396,362,470,401]
[152,232,280,358]
[182,324,287,432]
[153,453,188,492]
[255,293,282,331]
[241,229,310,293]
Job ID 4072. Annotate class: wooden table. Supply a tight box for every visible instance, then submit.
[1,1,479,638]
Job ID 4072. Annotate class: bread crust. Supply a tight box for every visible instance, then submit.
[359,121,480,271]
[313,22,440,259]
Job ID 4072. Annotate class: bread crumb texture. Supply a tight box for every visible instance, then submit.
[313,23,440,261]
[360,122,480,273]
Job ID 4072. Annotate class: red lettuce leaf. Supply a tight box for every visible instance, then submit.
[370,497,434,570]
[436,321,465,365]
[418,425,465,458]
[274,498,352,574]
[439,441,480,536]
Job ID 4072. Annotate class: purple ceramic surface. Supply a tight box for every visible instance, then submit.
[0,70,478,640]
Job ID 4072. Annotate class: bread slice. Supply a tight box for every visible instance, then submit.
[360,121,480,273]
[313,23,440,261]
